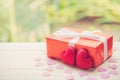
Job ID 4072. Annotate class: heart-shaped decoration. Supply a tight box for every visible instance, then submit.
[76,48,93,69]
[61,46,76,66]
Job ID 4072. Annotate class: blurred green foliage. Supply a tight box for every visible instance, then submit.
[0,0,120,42]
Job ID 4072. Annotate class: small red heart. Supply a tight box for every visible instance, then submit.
[76,48,93,70]
[61,46,76,66]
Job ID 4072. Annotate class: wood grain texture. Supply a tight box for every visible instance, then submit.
[0,42,120,80]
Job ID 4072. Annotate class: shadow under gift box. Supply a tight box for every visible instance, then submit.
[46,27,113,68]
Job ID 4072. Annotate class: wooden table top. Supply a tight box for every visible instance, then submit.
[0,42,120,80]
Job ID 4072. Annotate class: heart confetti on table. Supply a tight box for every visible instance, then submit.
[33,53,119,79]
[64,69,73,74]
[46,58,56,66]
[97,67,107,72]
[34,58,41,61]
[79,71,89,77]
[47,60,56,65]
[101,74,110,79]
[87,77,97,80]
[65,75,74,80]
[35,63,44,67]
[45,67,54,72]
[55,64,64,70]
[108,58,117,63]
[108,70,118,75]
[108,64,118,69]
[41,72,51,77]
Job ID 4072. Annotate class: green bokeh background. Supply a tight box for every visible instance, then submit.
[0,0,120,42]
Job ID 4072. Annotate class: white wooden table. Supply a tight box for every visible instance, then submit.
[0,42,120,80]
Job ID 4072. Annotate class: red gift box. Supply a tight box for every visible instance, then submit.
[46,27,113,68]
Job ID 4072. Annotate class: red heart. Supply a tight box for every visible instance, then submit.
[76,48,93,70]
[61,46,76,66]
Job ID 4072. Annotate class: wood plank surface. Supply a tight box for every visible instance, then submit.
[0,42,120,80]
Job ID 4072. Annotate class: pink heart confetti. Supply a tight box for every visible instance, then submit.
[64,69,73,74]
[35,63,44,67]
[97,67,107,72]
[66,75,74,80]
[46,58,56,65]
[87,77,97,80]
[108,64,118,69]
[42,72,50,77]
[101,74,110,79]
[45,67,54,71]
[79,71,88,77]
[47,61,56,65]
[108,70,118,75]
[55,64,64,70]
[34,58,41,61]
[108,58,117,63]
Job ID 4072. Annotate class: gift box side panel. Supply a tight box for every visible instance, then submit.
[107,35,113,58]
[95,35,113,67]
[46,37,68,59]
[95,31,113,57]
[96,42,104,67]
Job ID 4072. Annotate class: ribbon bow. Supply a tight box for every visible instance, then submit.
[53,28,108,61]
